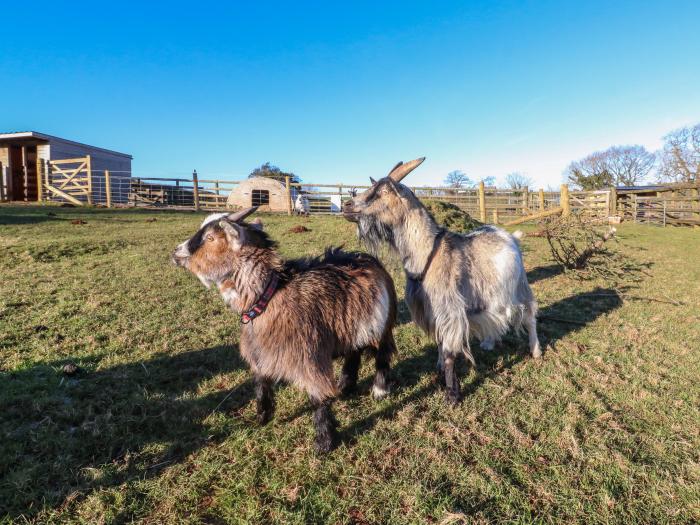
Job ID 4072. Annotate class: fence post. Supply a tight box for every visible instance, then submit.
[285,175,292,216]
[192,170,200,211]
[538,188,545,212]
[86,155,92,205]
[0,162,4,201]
[45,160,51,199]
[36,157,43,203]
[609,187,617,216]
[492,208,498,224]
[478,181,486,222]
[633,194,638,223]
[560,184,570,216]
[522,186,529,215]
[663,200,667,227]
[105,170,112,208]
[692,187,699,228]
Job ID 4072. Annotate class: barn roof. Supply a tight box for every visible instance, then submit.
[0,131,132,159]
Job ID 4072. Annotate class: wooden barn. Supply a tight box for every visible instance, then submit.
[227,177,294,211]
[0,131,132,204]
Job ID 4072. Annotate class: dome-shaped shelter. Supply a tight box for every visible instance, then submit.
[227,177,291,212]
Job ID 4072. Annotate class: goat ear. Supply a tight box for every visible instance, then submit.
[379,178,400,195]
[249,218,264,231]
[369,176,377,185]
[388,157,426,182]
[219,220,244,248]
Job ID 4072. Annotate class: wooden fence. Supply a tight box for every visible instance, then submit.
[617,183,700,226]
[11,162,700,226]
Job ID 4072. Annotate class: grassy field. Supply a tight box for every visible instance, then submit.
[1,204,699,524]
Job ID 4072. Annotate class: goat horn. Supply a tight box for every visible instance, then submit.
[228,206,258,222]
[388,157,426,182]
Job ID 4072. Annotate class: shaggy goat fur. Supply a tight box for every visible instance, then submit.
[344,159,541,404]
[172,208,397,452]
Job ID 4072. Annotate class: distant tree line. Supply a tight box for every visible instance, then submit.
[565,123,699,190]
[443,122,699,191]
[444,170,495,189]
[254,123,700,193]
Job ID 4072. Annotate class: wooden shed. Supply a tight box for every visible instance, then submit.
[0,131,132,204]
[227,177,292,212]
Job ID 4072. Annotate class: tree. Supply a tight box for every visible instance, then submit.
[505,172,533,189]
[605,145,655,186]
[480,176,497,187]
[565,145,655,189]
[565,151,614,190]
[249,162,301,184]
[444,170,472,188]
[657,124,700,183]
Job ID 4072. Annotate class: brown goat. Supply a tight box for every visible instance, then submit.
[172,207,397,452]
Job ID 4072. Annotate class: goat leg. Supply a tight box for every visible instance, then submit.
[443,354,462,405]
[337,351,362,396]
[311,398,338,453]
[372,334,395,399]
[254,375,275,425]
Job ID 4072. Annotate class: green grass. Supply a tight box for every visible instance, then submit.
[1,204,699,524]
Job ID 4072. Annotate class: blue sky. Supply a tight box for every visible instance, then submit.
[2,1,699,188]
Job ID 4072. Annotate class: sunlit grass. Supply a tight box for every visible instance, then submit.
[1,205,698,524]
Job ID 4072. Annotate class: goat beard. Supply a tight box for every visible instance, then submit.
[357,214,395,257]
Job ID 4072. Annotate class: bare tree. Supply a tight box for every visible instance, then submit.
[505,172,533,189]
[657,124,700,183]
[480,176,496,187]
[605,145,655,186]
[444,170,472,188]
[565,145,654,189]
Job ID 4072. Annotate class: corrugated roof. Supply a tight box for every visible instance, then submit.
[0,131,132,159]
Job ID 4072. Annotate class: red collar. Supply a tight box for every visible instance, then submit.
[241,274,279,324]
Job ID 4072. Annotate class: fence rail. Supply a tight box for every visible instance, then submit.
[3,160,698,226]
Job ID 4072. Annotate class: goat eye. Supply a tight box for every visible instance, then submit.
[206,234,215,242]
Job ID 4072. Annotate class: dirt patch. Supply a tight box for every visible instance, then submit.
[288,225,311,233]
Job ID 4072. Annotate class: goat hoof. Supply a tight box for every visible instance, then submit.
[445,390,462,406]
[338,380,357,397]
[371,384,390,400]
[314,436,336,454]
[434,371,446,388]
[257,411,273,425]
[531,346,543,359]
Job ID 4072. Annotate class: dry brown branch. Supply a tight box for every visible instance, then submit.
[542,213,648,286]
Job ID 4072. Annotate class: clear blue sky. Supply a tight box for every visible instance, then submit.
[3,1,699,188]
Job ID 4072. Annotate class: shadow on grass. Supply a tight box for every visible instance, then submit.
[0,344,251,519]
[527,263,565,284]
[342,287,624,447]
[0,210,63,225]
[0,289,624,519]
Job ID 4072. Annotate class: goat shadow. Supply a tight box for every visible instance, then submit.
[340,287,624,447]
[0,288,624,519]
[0,344,252,520]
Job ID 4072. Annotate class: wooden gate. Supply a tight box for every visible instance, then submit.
[44,156,92,205]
